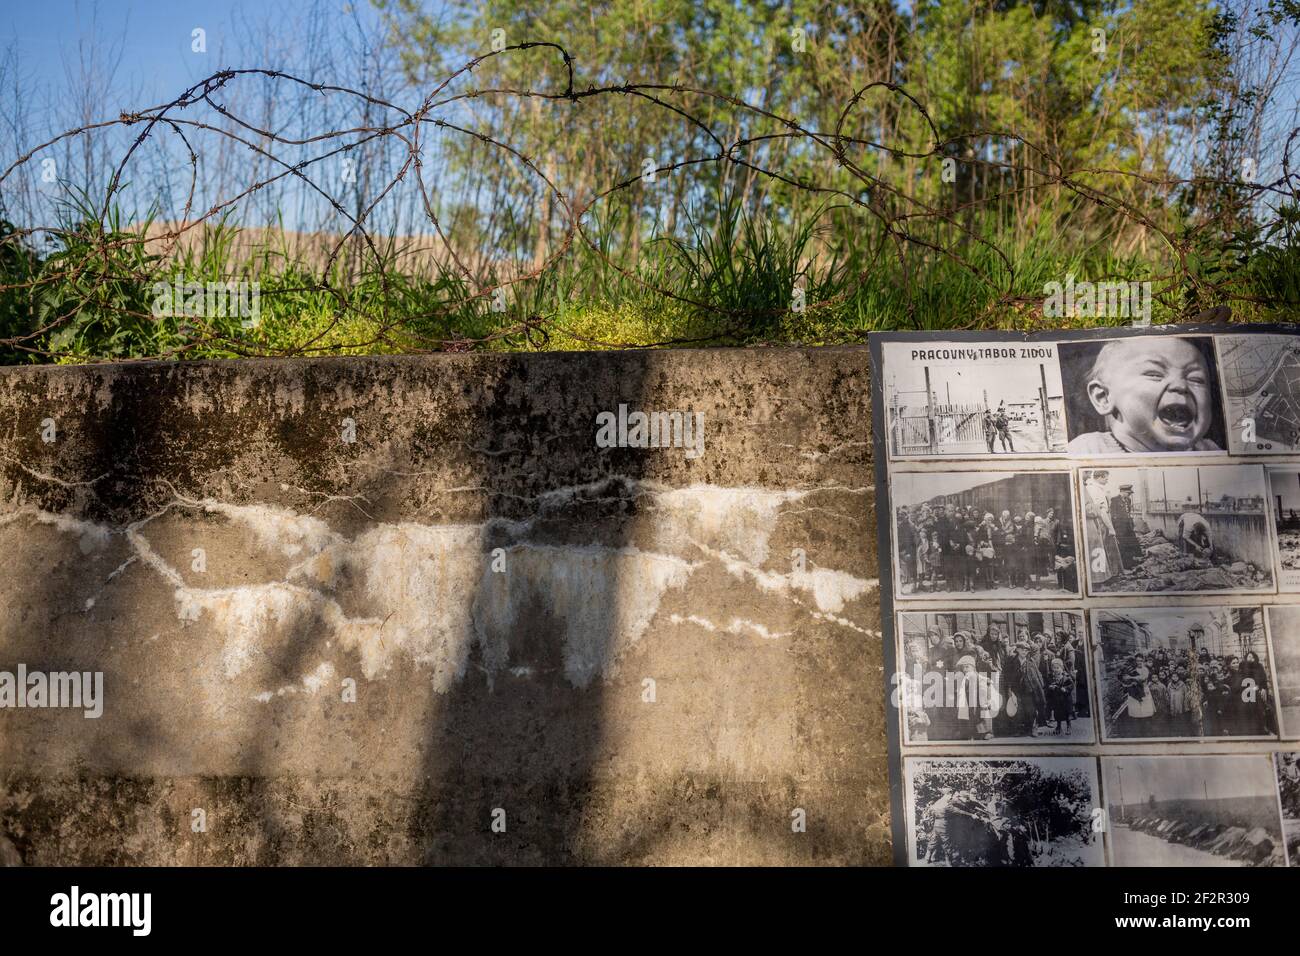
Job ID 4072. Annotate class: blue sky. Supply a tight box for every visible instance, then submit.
[2,0,386,108]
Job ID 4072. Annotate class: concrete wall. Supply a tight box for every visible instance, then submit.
[0,349,887,865]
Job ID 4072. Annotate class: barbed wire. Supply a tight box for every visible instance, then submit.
[0,41,1297,363]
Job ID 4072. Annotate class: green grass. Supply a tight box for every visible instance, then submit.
[2,192,1298,365]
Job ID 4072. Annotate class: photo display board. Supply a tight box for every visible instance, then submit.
[870,324,1300,867]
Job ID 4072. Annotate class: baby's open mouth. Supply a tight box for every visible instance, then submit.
[1156,394,1197,432]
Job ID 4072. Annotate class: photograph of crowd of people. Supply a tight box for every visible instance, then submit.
[1218,334,1300,454]
[1080,465,1273,594]
[897,610,1093,744]
[1276,752,1300,866]
[1268,466,1300,592]
[892,471,1079,599]
[1059,336,1227,455]
[883,342,1067,458]
[1103,756,1286,867]
[1093,607,1277,741]
[1265,607,1300,738]
[906,757,1103,867]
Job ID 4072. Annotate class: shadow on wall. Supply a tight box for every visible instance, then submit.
[0,366,198,862]
[413,353,649,865]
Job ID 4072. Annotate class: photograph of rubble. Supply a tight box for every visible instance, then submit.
[897,610,1093,745]
[1265,607,1300,738]
[905,757,1104,867]
[1267,465,1300,591]
[1218,334,1300,454]
[1276,752,1300,867]
[891,470,1080,599]
[882,341,1066,458]
[1092,607,1278,742]
[1080,465,1273,594]
[1103,755,1286,867]
[1059,336,1227,455]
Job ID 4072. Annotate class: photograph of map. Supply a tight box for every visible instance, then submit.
[1218,334,1300,454]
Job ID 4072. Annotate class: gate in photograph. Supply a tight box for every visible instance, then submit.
[893,402,988,455]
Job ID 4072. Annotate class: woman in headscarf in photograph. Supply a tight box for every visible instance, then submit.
[925,626,955,737]
[1117,654,1157,736]
[926,626,953,672]
[1083,470,1123,584]
[1228,653,1271,736]
[951,631,973,669]
[953,647,1000,740]
[999,510,1017,587]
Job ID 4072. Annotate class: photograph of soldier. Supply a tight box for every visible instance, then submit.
[907,757,1103,867]
[1111,482,1144,569]
[1080,465,1273,594]
[883,342,1067,458]
[892,471,1079,599]
[1093,607,1278,741]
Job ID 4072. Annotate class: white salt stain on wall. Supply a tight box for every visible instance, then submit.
[641,485,807,566]
[293,522,485,687]
[706,545,877,614]
[191,499,339,558]
[668,614,789,640]
[3,480,868,693]
[0,505,113,553]
[252,661,336,702]
[475,545,696,688]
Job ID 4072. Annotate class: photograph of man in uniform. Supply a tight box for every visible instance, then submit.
[1111,483,1144,571]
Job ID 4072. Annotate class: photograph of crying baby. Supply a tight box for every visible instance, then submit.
[1060,336,1227,455]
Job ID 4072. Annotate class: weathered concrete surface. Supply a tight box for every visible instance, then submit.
[0,348,885,865]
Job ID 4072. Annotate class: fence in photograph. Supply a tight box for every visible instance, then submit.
[1137,508,1272,570]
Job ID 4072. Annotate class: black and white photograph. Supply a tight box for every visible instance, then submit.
[1059,336,1227,455]
[1103,755,1286,867]
[1275,752,1300,867]
[897,610,1093,744]
[882,342,1067,458]
[905,757,1104,867]
[1218,333,1300,454]
[1092,607,1277,741]
[892,471,1079,599]
[1080,465,1273,594]
[1265,607,1300,738]
[1267,466,1300,591]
